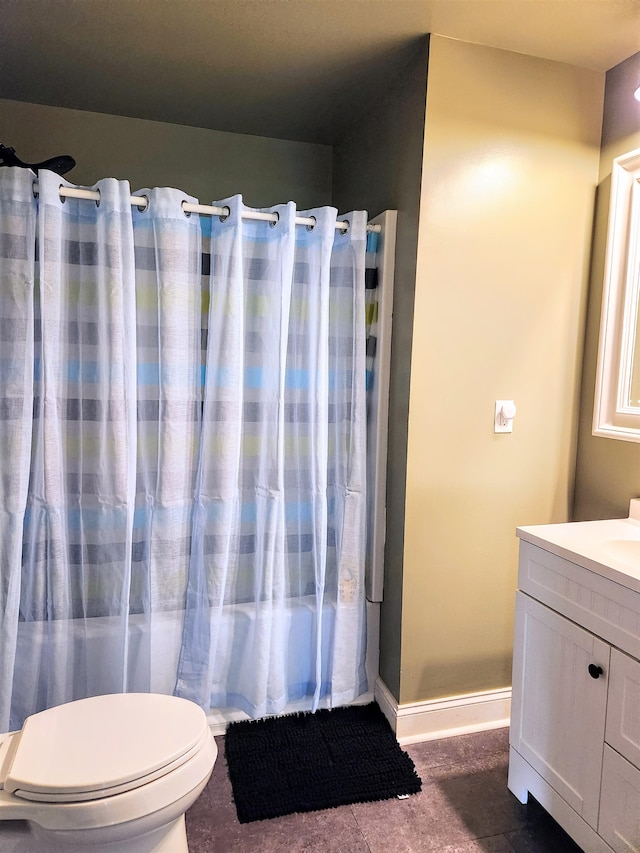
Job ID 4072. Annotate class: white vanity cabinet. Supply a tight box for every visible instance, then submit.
[508,513,640,853]
[511,590,609,831]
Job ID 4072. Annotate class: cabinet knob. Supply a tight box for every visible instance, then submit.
[588,664,604,679]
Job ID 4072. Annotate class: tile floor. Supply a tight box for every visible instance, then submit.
[185,726,584,852]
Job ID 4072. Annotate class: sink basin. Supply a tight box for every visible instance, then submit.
[517,499,640,587]
[600,539,640,569]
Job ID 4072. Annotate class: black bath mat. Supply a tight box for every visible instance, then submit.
[224,701,422,823]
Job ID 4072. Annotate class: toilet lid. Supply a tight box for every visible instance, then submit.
[4,693,209,802]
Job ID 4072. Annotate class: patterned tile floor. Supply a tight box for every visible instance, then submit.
[186,727,584,852]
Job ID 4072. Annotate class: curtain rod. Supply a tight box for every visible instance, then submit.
[31,184,382,233]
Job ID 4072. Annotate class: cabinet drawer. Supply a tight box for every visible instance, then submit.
[606,648,640,770]
[599,745,640,853]
[518,540,640,659]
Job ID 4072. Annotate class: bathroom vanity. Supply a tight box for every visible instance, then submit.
[508,500,640,853]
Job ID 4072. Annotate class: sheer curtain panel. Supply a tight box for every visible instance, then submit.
[0,169,368,732]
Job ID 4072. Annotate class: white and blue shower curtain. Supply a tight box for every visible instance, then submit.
[0,167,368,732]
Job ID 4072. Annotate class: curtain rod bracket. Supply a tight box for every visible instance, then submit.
[0,144,76,176]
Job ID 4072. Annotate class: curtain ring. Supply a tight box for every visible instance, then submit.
[181,200,191,218]
[269,211,280,228]
[340,219,350,234]
[58,184,66,204]
[219,206,230,223]
[95,188,101,208]
[305,216,317,232]
[136,194,149,213]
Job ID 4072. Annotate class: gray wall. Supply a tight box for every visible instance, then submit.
[0,99,332,208]
[574,52,640,521]
[332,39,429,699]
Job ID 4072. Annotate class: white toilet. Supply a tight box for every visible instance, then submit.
[0,693,217,852]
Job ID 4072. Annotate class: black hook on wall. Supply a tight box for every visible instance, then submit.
[0,144,76,176]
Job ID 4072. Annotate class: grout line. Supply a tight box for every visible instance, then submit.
[349,804,373,852]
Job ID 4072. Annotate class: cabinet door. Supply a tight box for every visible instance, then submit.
[599,745,640,852]
[510,592,610,829]
[606,647,640,770]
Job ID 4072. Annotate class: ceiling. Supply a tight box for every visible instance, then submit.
[1,0,639,145]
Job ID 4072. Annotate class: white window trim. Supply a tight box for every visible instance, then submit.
[593,147,640,442]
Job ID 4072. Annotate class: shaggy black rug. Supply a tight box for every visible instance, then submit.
[224,702,422,823]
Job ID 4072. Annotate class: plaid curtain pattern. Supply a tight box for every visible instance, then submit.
[0,170,368,730]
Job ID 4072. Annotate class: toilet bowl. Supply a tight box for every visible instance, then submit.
[0,693,217,852]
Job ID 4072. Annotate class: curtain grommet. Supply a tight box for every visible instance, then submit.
[95,188,101,208]
[219,206,230,223]
[306,216,317,232]
[269,211,280,228]
[181,200,191,218]
[59,184,66,204]
[340,219,350,234]
[136,194,149,213]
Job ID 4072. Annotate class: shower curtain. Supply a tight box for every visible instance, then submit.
[0,167,368,732]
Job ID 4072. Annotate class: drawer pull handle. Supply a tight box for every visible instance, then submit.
[588,664,604,679]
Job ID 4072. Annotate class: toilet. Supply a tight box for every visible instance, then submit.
[0,693,217,852]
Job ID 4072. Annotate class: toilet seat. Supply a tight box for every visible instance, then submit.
[2,694,209,803]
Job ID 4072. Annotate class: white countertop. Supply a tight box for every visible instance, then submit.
[517,500,640,593]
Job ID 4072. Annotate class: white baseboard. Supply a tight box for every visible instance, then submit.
[375,677,511,745]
